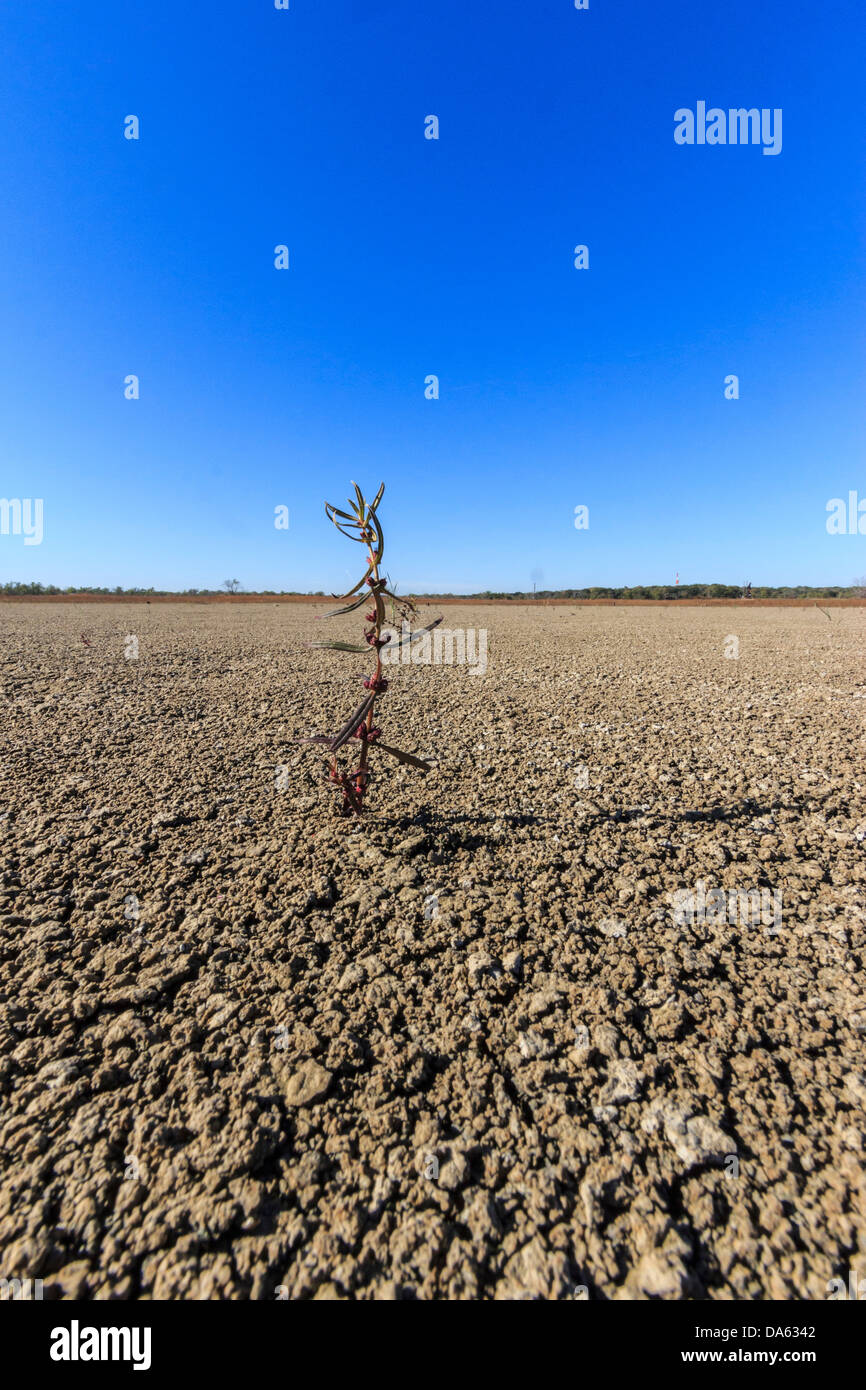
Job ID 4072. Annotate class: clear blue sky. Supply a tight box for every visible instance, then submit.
[0,0,863,592]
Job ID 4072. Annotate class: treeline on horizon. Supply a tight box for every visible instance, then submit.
[466,583,863,599]
[2,581,863,599]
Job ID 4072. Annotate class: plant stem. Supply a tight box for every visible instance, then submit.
[355,512,382,802]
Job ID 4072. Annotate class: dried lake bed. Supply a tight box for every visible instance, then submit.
[1,601,863,1299]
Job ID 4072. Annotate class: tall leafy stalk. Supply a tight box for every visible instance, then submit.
[299,482,440,815]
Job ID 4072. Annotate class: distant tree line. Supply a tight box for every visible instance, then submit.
[1,581,862,599]
[0,583,324,596]
[445,583,865,600]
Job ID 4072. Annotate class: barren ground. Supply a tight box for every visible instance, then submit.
[1,602,864,1300]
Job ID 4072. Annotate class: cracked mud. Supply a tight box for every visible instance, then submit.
[0,602,863,1300]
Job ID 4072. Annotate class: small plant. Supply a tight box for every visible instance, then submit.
[298,482,440,816]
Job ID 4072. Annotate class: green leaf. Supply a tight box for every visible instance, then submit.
[333,563,375,601]
[320,581,384,619]
[379,617,442,654]
[325,503,359,524]
[332,521,368,543]
[329,690,377,751]
[319,593,368,619]
[369,509,384,563]
[325,501,367,543]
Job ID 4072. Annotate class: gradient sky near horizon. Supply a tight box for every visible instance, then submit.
[0,0,864,593]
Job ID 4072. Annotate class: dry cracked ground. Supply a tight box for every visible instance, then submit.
[1,601,864,1301]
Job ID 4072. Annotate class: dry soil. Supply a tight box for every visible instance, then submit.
[1,602,864,1300]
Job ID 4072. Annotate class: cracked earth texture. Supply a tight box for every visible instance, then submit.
[0,602,863,1300]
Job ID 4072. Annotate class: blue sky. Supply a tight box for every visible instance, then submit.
[0,0,863,592]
